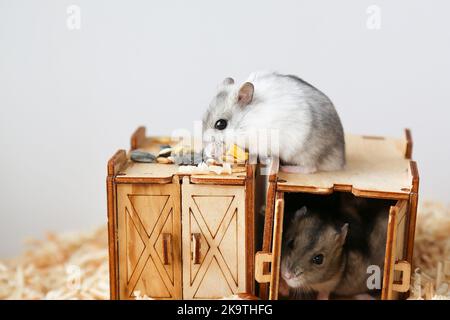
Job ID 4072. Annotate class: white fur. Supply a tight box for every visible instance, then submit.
[203,71,345,172]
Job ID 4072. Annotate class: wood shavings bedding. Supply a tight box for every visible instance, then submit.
[409,201,450,300]
[413,201,450,277]
[0,200,448,300]
[0,228,109,300]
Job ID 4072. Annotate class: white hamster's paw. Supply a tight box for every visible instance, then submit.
[280,165,317,174]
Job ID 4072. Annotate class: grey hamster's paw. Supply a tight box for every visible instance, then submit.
[316,291,331,300]
[352,293,376,300]
[278,277,290,298]
[280,165,318,174]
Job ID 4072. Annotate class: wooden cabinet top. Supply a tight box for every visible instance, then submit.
[108,132,251,185]
[276,131,418,200]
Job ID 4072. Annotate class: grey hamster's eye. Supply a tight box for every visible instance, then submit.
[214,119,228,130]
[287,239,294,250]
[312,254,324,265]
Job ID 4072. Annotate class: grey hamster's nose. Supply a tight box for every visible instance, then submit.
[283,271,294,280]
[294,267,303,277]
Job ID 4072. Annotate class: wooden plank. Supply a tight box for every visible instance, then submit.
[106,149,129,299]
[382,203,397,300]
[115,176,175,184]
[276,185,410,200]
[116,164,247,185]
[190,174,246,186]
[130,126,146,150]
[115,163,178,183]
[406,161,420,272]
[277,134,413,197]
[245,164,256,294]
[106,175,118,299]
[404,129,413,159]
[259,173,278,299]
[108,149,127,176]
[269,195,284,300]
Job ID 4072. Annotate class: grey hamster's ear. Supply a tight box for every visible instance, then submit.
[293,206,307,221]
[335,223,349,246]
[222,77,235,86]
[237,82,254,106]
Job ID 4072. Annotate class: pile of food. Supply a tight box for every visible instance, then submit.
[0,201,448,300]
[130,141,249,175]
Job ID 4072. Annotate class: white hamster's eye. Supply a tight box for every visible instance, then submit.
[214,119,228,130]
[312,254,324,265]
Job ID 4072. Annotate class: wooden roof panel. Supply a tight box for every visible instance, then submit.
[277,134,413,198]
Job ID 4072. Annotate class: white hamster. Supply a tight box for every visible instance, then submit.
[202,71,345,173]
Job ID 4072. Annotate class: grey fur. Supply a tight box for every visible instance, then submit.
[285,74,345,169]
[281,205,388,298]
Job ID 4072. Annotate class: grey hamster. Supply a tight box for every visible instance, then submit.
[280,204,388,300]
[202,71,345,173]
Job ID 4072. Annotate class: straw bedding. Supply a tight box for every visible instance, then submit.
[0,201,448,300]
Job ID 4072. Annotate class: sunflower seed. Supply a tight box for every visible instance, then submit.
[130,150,156,163]
[158,147,172,158]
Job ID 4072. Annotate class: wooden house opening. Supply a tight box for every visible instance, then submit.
[279,192,398,300]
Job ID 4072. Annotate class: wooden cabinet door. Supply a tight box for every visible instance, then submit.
[382,200,411,300]
[117,183,182,299]
[181,180,247,299]
[255,197,284,300]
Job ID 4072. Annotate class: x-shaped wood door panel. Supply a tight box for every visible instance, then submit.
[182,183,246,299]
[117,184,182,299]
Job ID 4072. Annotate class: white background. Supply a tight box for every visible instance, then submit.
[1,0,449,256]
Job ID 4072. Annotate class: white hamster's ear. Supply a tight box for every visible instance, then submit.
[222,77,235,86]
[293,206,307,221]
[335,223,349,246]
[237,82,254,106]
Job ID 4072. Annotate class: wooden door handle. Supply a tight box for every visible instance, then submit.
[191,233,201,265]
[255,251,272,283]
[162,233,172,265]
[392,260,411,292]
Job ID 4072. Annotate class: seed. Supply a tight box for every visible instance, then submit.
[158,147,172,158]
[157,157,172,164]
[130,150,156,163]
